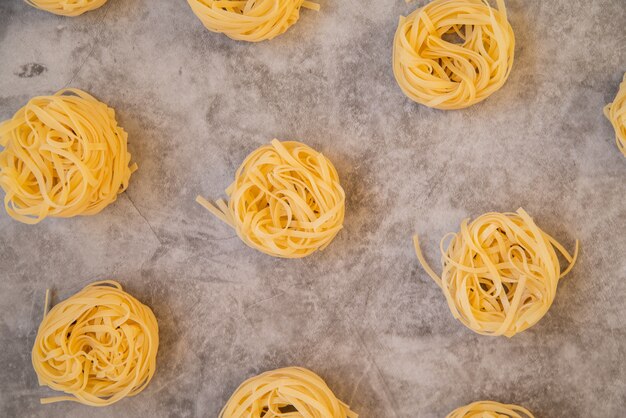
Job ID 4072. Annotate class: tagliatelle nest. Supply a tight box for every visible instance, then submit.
[447,400,534,418]
[393,0,515,109]
[0,88,136,224]
[25,0,108,16]
[186,0,320,42]
[31,281,159,406]
[197,139,345,258]
[219,367,358,418]
[414,208,578,337]
[604,73,626,157]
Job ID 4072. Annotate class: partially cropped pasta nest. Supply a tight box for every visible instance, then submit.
[0,89,136,224]
[604,73,626,157]
[447,400,534,418]
[393,0,515,109]
[414,208,578,337]
[219,367,358,418]
[187,0,320,42]
[197,139,345,258]
[25,0,108,16]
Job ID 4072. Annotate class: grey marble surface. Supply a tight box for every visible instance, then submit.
[0,0,625,417]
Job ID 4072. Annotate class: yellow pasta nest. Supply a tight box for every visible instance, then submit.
[32,281,159,406]
[196,139,345,258]
[219,367,358,418]
[604,73,626,157]
[393,0,515,109]
[186,0,320,42]
[414,208,578,337]
[25,0,108,16]
[447,400,534,418]
[0,88,136,224]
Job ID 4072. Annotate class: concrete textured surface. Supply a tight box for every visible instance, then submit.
[0,0,625,417]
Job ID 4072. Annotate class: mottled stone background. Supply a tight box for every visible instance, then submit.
[0,0,625,417]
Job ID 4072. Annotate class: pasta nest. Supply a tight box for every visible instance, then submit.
[219,367,358,418]
[197,139,345,258]
[414,208,578,337]
[0,88,136,224]
[25,0,108,16]
[393,0,515,109]
[186,0,320,42]
[604,73,626,157]
[31,281,159,406]
[447,400,534,418]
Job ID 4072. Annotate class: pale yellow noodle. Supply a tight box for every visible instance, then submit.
[196,138,345,258]
[25,0,108,16]
[220,367,358,418]
[186,0,319,42]
[0,88,136,224]
[32,280,159,407]
[447,400,534,418]
[603,73,626,157]
[393,0,515,109]
[414,208,578,337]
